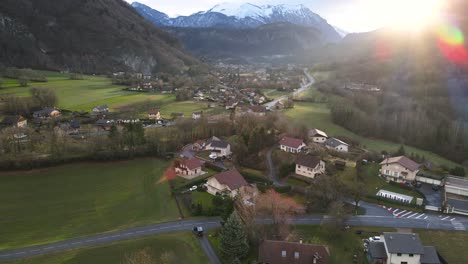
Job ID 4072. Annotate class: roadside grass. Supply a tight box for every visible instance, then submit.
[239,167,266,178]
[284,102,461,169]
[192,191,215,211]
[4,232,208,264]
[417,230,468,264]
[0,158,180,250]
[262,89,290,100]
[285,177,310,188]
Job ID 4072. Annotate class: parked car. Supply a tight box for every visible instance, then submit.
[209,153,218,160]
[189,185,198,192]
[369,236,380,242]
[414,181,422,188]
[432,185,440,191]
[193,226,204,237]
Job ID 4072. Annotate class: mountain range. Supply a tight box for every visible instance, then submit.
[132,2,342,61]
[0,0,199,74]
[132,2,341,43]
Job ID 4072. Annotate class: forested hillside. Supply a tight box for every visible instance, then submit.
[0,0,199,74]
[312,6,468,165]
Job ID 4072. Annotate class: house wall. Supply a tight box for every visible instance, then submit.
[280,143,305,153]
[148,113,161,120]
[206,178,237,198]
[380,163,418,183]
[415,176,442,186]
[446,185,468,197]
[295,161,325,179]
[335,144,348,152]
[381,236,421,264]
[312,136,327,144]
[175,166,201,177]
[51,110,61,117]
[17,120,27,128]
[206,144,231,157]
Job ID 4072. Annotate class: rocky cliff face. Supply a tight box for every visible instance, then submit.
[0,0,199,74]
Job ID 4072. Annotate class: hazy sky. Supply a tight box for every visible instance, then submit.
[124,0,442,32]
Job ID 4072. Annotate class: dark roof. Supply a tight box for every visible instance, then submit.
[214,169,248,191]
[209,140,230,149]
[94,105,109,110]
[280,136,305,149]
[296,155,321,168]
[1,115,25,125]
[33,107,58,116]
[179,158,203,170]
[96,119,113,126]
[368,242,387,259]
[380,156,420,171]
[421,246,441,264]
[383,233,424,254]
[258,240,330,264]
[325,137,349,148]
[148,109,160,115]
[69,120,80,129]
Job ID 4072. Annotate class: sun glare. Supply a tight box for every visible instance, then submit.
[362,0,444,30]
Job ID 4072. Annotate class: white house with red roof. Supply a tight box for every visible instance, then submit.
[279,136,306,153]
[206,169,256,200]
[379,156,420,183]
[175,158,205,179]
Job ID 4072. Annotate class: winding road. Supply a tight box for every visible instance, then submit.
[263,69,315,109]
[1,211,468,262]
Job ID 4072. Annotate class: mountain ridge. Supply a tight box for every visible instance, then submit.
[131,1,341,43]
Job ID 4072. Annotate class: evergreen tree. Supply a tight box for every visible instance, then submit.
[395,145,406,156]
[219,211,249,261]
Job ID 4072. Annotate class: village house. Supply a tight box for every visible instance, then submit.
[206,169,255,200]
[279,137,306,153]
[308,128,328,144]
[148,109,161,120]
[57,119,80,135]
[192,111,203,120]
[368,233,440,264]
[175,158,205,179]
[379,156,420,183]
[325,138,349,152]
[258,240,330,264]
[248,105,267,116]
[92,105,109,115]
[1,115,27,128]
[295,155,326,179]
[192,140,206,151]
[33,107,61,119]
[206,137,232,157]
[225,100,239,110]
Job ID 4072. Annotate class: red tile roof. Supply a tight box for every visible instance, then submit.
[380,156,420,171]
[280,137,305,149]
[258,240,330,264]
[214,169,248,190]
[180,158,203,170]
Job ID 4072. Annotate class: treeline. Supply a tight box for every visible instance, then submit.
[1,67,48,82]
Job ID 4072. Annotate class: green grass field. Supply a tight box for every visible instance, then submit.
[0,72,218,118]
[262,89,289,100]
[0,158,181,250]
[418,230,468,264]
[5,232,208,264]
[285,102,461,168]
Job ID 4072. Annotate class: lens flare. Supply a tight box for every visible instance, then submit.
[436,23,468,65]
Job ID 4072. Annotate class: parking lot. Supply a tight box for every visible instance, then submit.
[418,183,443,207]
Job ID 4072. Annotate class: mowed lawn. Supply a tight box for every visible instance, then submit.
[418,230,468,264]
[285,102,461,168]
[4,232,208,264]
[0,159,180,250]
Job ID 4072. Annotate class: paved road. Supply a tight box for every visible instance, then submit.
[264,69,315,109]
[1,213,468,261]
[198,236,222,264]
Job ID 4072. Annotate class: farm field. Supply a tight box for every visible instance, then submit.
[285,102,461,168]
[0,72,219,117]
[4,232,208,264]
[0,158,180,250]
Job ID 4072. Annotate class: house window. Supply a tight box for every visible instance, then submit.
[409,254,414,257]
[397,253,402,256]
[401,262,408,264]
[294,252,299,259]
[281,251,286,257]
[298,165,301,169]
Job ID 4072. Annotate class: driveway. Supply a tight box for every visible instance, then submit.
[418,183,443,207]
[266,145,286,186]
[198,236,222,264]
